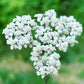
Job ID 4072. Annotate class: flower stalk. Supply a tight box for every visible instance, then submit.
[44,76,50,84]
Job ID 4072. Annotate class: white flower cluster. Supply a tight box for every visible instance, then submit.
[34,9,82,52]
[3,9,82,78]
[30,9,82,78]
[30,44,60,78]
[3,15,37,50]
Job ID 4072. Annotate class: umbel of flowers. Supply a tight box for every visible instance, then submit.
[3,9,82,78]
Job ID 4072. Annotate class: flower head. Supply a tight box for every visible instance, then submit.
[3,9,82,78]
[3,15,37,50]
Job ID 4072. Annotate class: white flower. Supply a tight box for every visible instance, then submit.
[34,14,43,22]
[30,43,61,78]
[31,51,39,57]
[3,9,82,78]
[3,15,37,50]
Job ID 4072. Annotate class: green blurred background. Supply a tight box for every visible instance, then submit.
[0,0,84,84]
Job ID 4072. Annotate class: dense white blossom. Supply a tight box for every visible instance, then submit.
[3,15,37,50]
[34,9,82,52]
[31,9,82,78]
[3,9,82,78]
[30,44,61,78]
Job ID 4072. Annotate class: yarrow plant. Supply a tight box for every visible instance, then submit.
[3,9,82,84]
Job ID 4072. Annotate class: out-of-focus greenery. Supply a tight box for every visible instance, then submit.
[0,0,84,84]
[0,57,84,84]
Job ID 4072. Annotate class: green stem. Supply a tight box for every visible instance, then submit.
[44,76,49,84]
[44,78,47,84]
